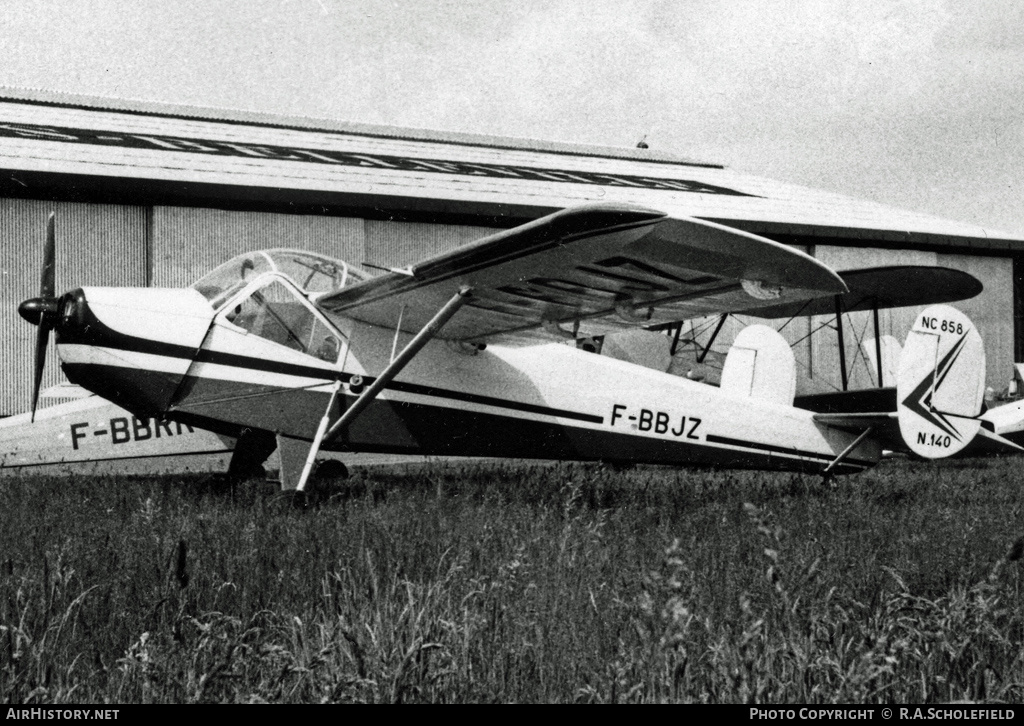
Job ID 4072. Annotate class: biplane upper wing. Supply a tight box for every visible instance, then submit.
[739,266,983,320]
[317,204,847,342]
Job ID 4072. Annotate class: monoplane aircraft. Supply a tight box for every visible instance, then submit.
[18,204,1020,492]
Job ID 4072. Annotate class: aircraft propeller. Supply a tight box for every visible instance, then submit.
[17,213,59,422]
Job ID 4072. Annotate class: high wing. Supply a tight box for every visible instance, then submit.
[318,204,847,342]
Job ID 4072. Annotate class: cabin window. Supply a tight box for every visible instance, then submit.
[193,249,370,309]
[226,279,343,363]
[194,253,274,308]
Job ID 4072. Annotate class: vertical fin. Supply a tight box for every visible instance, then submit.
[896,304,985,458]
[719,325,795,406]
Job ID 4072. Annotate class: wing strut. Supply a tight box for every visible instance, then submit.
[872,298,883,388]
[669,322,683,356]
[294,380,344,493]
[698,314,729,364]
[835,295,848,391]
[296,286,474,493]
[822,425,875,479]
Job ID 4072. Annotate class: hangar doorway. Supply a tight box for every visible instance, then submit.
[1014,255,1024,364]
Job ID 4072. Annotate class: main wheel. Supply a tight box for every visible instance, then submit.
[314,459,349,482]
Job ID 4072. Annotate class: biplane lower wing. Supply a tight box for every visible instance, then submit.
[318,204,847,342]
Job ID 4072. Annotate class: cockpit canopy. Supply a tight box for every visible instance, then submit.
[192,249,369,309]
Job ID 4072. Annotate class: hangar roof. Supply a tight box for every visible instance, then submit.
[0,87,1021,252]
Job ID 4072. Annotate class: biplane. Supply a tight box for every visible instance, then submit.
[17,204,1021,492]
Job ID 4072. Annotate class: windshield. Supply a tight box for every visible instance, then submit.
[225,278,343,363]
[192,249,369,308]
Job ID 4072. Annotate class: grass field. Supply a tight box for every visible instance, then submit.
[1,455,1023,703]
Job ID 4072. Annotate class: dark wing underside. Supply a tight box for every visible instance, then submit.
[740,266,983,320]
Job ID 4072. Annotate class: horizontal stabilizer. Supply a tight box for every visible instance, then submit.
[40,383,93,399]
[814,411,903,452]
[981,399,1024,441]
[796,387,896,415]
[963,426,1024,456]
[813,411,897,430]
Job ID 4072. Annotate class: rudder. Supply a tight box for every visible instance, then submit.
[720,325,796,406]
[896,304,985,458]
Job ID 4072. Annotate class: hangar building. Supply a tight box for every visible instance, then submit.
[1,88,1023,416]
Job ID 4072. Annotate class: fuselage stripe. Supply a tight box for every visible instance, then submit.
[383,379,604,424]
[705,433,874,467]
[66,340,604,425]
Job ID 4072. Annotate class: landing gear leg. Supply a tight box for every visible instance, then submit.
[821,426,875,483]
[225,427,277,481]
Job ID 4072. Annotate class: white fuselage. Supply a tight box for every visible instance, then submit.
[54,284,880,474]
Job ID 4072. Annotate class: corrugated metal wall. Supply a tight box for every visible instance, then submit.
[365,220,498,270]
[150,207,366,287]
[150,211,498,288]
[937,253,1014,390]
[0,199,147,414]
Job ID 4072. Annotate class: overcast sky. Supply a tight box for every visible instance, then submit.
[1,0,1022,233]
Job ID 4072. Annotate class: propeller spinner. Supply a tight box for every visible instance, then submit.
[17,213,59,422]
